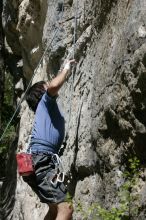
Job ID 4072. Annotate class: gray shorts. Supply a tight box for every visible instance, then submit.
[23,153,67,204]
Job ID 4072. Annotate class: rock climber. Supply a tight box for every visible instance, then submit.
[23,59,76,220]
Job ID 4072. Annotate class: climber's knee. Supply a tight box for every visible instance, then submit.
[44,204,57,220]
[57,202,73,219]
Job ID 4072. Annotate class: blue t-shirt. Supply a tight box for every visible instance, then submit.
[30,92,65,151]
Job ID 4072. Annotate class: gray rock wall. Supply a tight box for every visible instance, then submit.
[0,0,4,128]
[0,2,5,219]
[2,0,146,219]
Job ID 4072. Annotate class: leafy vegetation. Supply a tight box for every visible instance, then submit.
[0,72,16,177]
[75,157,141,220]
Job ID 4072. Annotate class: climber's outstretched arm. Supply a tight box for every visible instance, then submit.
[47,59,76,97]
[47,60,76,96]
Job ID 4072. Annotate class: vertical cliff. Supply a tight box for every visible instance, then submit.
[0,0,4,130]
[0,2,5,219]
[1,0,146,219]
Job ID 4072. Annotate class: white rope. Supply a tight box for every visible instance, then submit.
[64,0,78,142]
[0,1,65,143]
[73,0,78,59]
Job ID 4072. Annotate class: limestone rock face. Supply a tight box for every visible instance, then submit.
[0,0,4,128]
[0,2,5,218]
[2,0,146,219]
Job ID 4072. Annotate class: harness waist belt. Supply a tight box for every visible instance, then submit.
[30,138,58,154]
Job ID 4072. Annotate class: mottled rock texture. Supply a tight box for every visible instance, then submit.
[0,2,5,219]
[1,0,146,219]
[0,0,4,128]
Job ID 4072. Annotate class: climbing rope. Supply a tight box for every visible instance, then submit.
[0,1,65,143]
[73,0,78,59]
[63,0,78,145]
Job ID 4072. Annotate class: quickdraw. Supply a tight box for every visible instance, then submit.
[51,154,65,187]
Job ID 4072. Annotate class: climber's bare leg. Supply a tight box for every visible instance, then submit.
[44,202,73,220]
[44,204,57,220]
[56,202,73,220]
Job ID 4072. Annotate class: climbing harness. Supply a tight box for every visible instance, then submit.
[51,154,65,187]
[52,153,61,166]
[0,0,65,143]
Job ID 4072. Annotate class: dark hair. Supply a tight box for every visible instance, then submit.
[26,81,46,112]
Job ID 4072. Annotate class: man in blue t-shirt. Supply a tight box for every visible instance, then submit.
[23,59,76,220]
